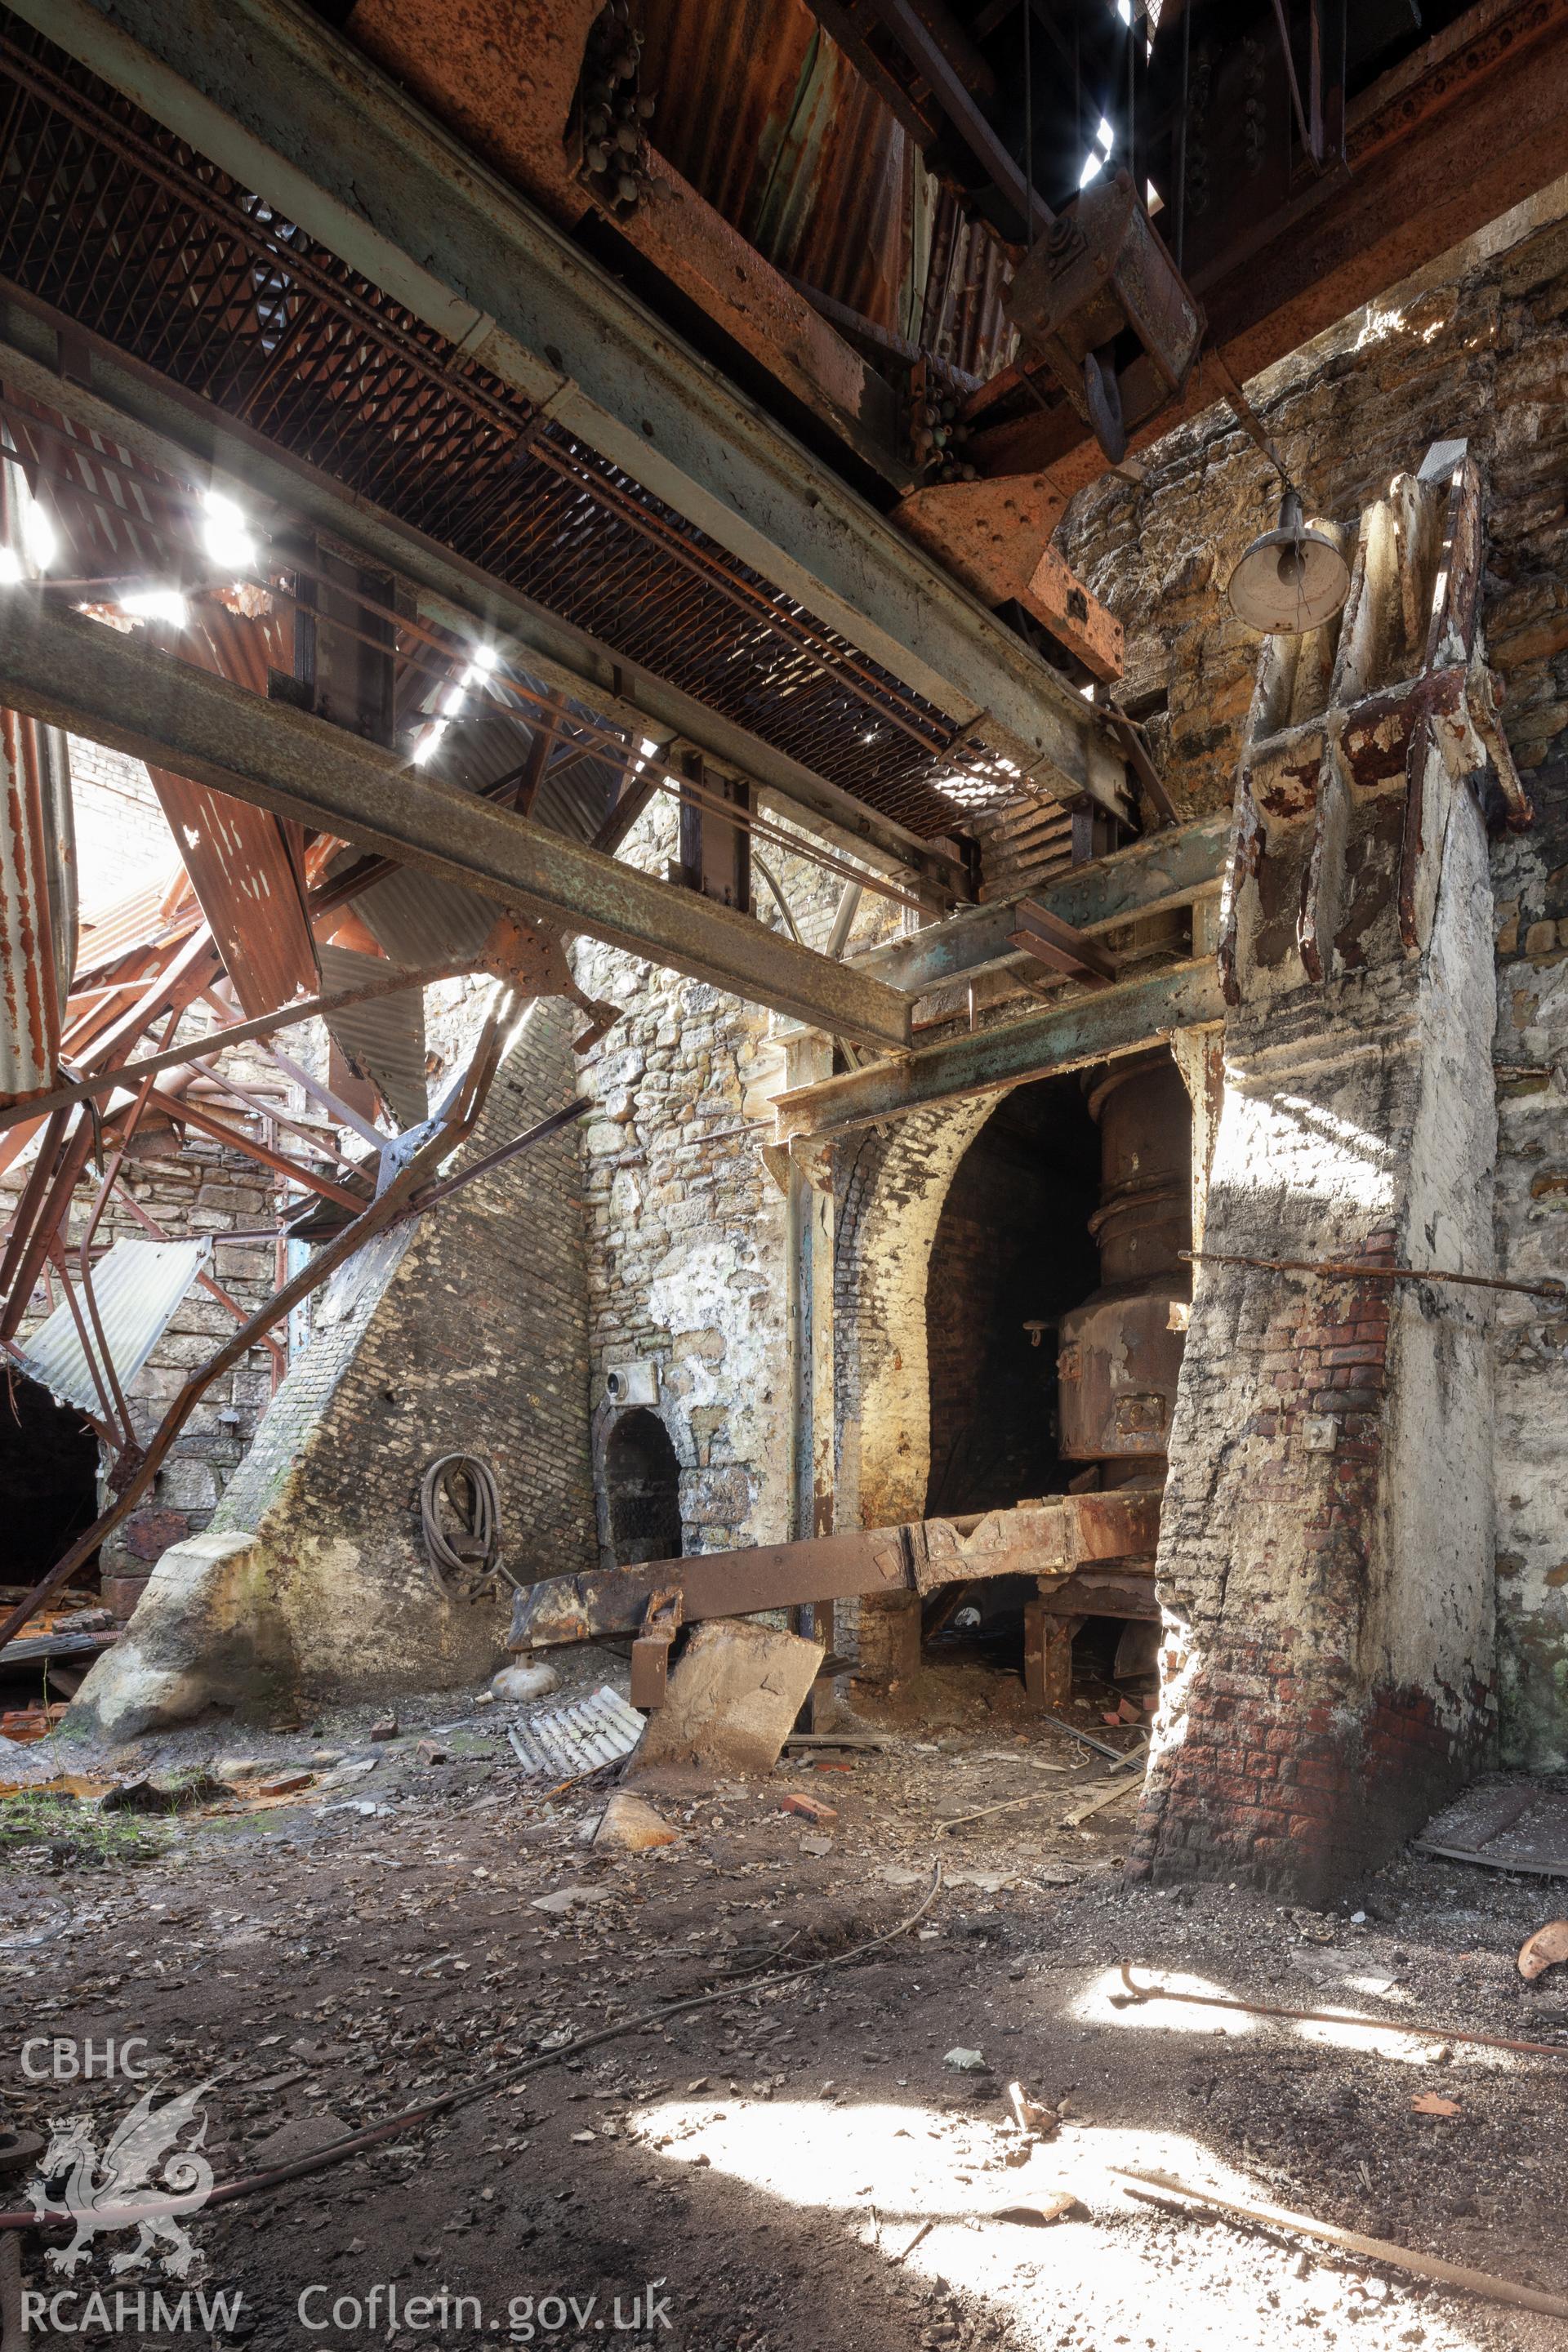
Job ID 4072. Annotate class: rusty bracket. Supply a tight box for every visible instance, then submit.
[629,1584,684,1711]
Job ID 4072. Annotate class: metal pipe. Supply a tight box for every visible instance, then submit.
[1183,1247,1566,1304]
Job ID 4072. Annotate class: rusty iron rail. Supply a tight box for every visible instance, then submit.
[508,1491,1160,1651]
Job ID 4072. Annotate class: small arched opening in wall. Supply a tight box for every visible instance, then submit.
[0,1370,101,1723]
[836,1052,1192,1717]
[603,1406,683,1567]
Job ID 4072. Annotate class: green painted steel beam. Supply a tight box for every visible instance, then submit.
[11,0,1126,811]
[0,601,915,1054]
[855,816,1232,995]
[773,960,1225,1137]
[0,305,968,905]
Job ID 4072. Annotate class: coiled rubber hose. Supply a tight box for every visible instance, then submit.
[418,1452,519,1599]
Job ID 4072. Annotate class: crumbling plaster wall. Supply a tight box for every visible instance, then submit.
[1132,788,1498,1898]
[1058,180,1568,1773]
[1491,762,1568,1767]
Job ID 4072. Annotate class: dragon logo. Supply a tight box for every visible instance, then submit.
[28,2080,216,2278]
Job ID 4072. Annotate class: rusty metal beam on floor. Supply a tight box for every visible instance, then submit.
[11,0,1127,815]
[508,1492,1160,1650]
[0,310,967,907]
[773,960,1225,1139]
[0,601,915,1054]
[853,815,1230,996]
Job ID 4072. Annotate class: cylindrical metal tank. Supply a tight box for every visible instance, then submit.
[1057,1054,1192,1486]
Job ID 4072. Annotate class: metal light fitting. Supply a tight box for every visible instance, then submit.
[1227,487,1349,635]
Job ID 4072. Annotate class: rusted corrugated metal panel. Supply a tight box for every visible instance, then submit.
[16,1233,210,1414]
[145,602,319,1020]
[316,940,427,1128]
[71,871,194,984]
[639,0,918,336]
[356,866,497,969]
[145,764,318,1018]
[637,0,1013,365]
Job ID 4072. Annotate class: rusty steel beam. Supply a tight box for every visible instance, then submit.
[507,1492,1160,1650]
[970,0,1568,492]
[773,959,1225,1139]
[0,600,915,1054]
[11,0,1125,814]
[348,0,911,483]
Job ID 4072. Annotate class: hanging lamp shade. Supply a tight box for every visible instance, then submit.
[1227,488,1349,635]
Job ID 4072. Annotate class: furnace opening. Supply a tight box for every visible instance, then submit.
[921,1054,1192,1712]
[604,1406,684,1566]
[0,1368,100,1588]
[924,1070,1102,1521]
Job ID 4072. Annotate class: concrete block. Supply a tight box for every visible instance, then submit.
[625,1617,822,1780]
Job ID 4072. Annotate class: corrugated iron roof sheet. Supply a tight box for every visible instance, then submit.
[316,940,427,1129]
[637,0,1013,370]
[506,1685,645,1778]
[639,0,919,338]
[16,1233,210,1414]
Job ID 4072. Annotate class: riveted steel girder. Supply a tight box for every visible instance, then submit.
[773,960,1224,1138]
[857,814,1232,996]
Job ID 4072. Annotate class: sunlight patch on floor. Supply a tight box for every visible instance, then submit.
[1072,1965,1258,2035]
[628,2096,1487,2351]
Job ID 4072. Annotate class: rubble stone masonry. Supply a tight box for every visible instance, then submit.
[1062,180,1568,1792]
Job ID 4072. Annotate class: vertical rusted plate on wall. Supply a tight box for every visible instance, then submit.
[145,766,318,1018]
[145,603,318,1019]
[0,703,60,1100]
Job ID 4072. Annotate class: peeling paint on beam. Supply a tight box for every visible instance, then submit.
[773,961,1224,1138]
[0,603,915,1054]
[857,815,1232,994]
[13,0,1123,809]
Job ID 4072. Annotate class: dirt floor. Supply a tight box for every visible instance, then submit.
[2,1646,1567,2352]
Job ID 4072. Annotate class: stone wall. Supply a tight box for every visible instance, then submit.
[571,798,902,1567]
[1060,182,1568,1777]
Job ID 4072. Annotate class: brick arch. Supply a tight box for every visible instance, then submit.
[833,1094,1001,1534]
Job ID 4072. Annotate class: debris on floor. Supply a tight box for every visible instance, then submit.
[625,1619,824,1779]
[501,1682,646,1778]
